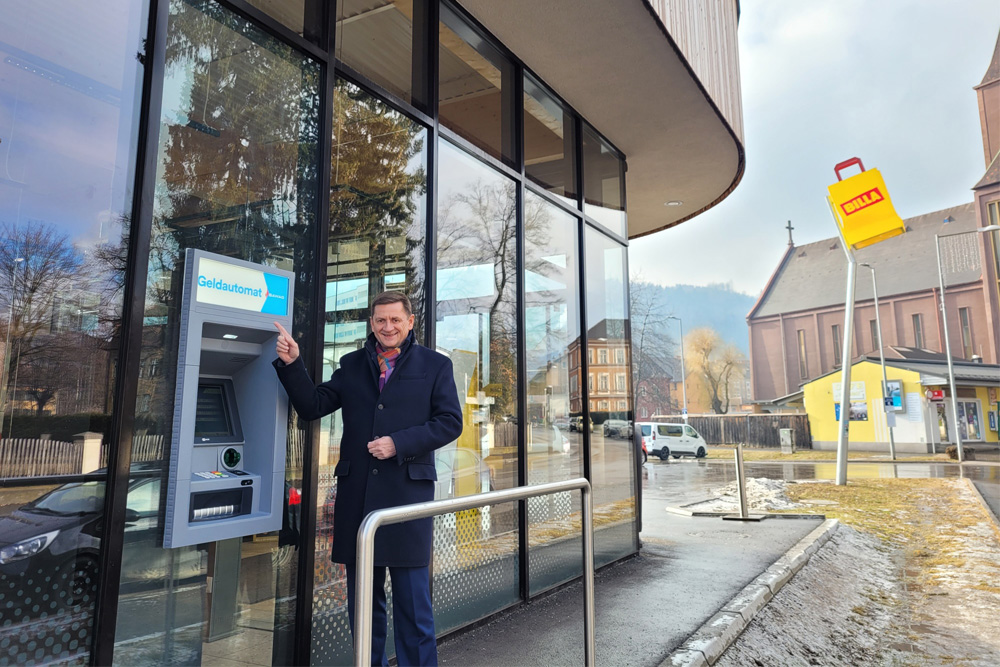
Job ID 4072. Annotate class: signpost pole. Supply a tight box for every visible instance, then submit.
[832,199,856,486]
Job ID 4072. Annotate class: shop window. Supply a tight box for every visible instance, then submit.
[438,4,515,166]
[524,74,577,204]
[957,400,983,441]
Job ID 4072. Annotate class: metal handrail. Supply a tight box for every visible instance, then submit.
[354,477,595,667]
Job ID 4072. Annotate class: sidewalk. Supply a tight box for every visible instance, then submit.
[437,510,829,666]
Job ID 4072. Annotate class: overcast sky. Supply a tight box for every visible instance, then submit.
[628,0,1000,296]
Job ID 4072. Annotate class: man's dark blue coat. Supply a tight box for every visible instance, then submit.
[274,331,462,567]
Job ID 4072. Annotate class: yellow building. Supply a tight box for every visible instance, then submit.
[803,356,999,453]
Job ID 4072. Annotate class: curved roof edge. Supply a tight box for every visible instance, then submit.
[455,0,746,239]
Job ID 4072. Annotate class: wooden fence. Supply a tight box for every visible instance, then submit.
[654,413,812,448]
[0,438,84,478]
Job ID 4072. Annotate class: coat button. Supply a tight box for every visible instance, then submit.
[372,468,379,475]
[377,403,384,410]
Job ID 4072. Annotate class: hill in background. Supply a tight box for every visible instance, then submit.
[632,281,755,354]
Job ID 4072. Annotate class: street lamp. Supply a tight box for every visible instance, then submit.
[860,263,896,460]
[1,257,25,437]
[668,316,687,422]
[935,224,1000,463]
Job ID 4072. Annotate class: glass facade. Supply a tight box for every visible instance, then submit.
[0,0,146,663]
[0,1,638,664]
[112,0,321,663]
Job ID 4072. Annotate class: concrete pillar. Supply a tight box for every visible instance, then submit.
[74,431,103,473]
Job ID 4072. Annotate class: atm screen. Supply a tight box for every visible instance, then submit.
[195,383,233,437]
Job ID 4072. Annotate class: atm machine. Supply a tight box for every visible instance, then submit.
[164,249,294,549]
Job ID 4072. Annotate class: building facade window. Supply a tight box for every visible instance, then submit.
[598,348,608,364]
[615,348,626,364]
[957,400,983,441]
[912,313,925,349]
[615,373,626,392]
[959,307,973,358]
[797,329,808,380]
[831,324,842,366]
[598,373,610,391]
[869,319,879,353]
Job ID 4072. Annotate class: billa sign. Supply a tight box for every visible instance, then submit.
[828,158,906,250]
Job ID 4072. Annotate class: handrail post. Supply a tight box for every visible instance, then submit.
[581,481,596,666]
[352,478,595,667]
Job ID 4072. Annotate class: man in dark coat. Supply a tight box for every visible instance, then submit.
[273,291,462,666]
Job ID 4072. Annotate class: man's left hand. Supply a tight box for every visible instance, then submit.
[367,436,396,460]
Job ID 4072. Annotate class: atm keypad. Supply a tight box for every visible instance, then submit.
[194,470,230,479]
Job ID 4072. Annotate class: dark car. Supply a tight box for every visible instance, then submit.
[0,464,204,624]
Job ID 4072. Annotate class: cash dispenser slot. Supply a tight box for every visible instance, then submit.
[190,487,253,522]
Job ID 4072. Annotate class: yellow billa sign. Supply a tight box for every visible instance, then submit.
[827,158,905,250]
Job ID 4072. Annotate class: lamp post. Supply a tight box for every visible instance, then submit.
[668,316,687,422]
[935,224,1000,463]
[860,263,896,460]
[1,257,25,438]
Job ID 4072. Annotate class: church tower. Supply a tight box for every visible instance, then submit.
[974,29,1000,168]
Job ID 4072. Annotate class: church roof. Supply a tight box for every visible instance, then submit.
[749,202,981,320]
[977,29,1000,88]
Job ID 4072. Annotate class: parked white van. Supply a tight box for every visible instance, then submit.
[637,422,708,460]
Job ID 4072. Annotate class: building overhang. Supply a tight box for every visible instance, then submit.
[457,0,745,239]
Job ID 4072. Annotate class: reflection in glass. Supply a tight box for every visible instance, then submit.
[433,140,520,628]
[524,76,577,205]
[438,4,515,166]
[523,192,584,594]
[585,228,637,567]
[311,79,428,665]
[0,0,145,662]
[583,125,626,237]
[114,1,320,663]
[336,0,428,109]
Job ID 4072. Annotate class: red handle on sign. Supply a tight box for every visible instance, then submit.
[834,157,865,181]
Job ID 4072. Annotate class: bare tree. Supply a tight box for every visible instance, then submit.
[629,278,676,411]
[684,327,745,414]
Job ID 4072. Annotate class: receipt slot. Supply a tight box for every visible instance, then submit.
[164,249,294,548]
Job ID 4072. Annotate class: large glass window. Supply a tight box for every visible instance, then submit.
[524,76,577,205]
[585,228,636,566]
[336,0,429,109]
[311,79,428,666]
[245,0,322,45]
[438,4,515,167]
[583,125,626,237]
[523,191,582,594]
[114,1,320,663]
[433,140,519,629]
[957,400,983,441]
[0,1,145,663]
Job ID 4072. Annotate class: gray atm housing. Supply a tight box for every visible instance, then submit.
[164,249,294,548]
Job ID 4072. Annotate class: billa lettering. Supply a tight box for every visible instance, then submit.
[840,188,884,216]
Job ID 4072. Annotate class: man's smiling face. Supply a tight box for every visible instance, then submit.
[371,302,414,349]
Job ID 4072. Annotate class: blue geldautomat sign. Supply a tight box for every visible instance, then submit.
[196,257,290,316]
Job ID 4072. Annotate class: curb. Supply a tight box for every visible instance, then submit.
[660,518,840,666]
[963,477,1000,528]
